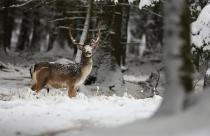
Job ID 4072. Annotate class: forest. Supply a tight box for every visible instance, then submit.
[0,0,210,136]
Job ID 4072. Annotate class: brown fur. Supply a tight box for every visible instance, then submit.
[31,52,93,98]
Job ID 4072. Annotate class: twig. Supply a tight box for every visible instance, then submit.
[0,0,37,10]
[66,10,102,14]
[98,2,163,18]
[193,77,202,89]
[48,17,98,22]
[58,26,106,32]
[25,0,56,11]
[0,61,8,70]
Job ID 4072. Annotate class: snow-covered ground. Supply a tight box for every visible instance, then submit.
[0,64,162,136]
[0,88,162,136]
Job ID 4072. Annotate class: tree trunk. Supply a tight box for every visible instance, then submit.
[72,15,84,58]
[46,23,56,52]
[111,2,129,66]
[47,2,61,52]
[30,8,50,52]
[204,69,210,88]
[75,0,93,63]
[127,5,147,57]
[144,2,163,55]
[180,1,194,93]
[110,4,122,65]
[2,0,15,54]
[154,0,193,117]
[145,13,156,52]
[16,11,32,51]
[120,0,130,66]
[89,45,126,96]
[0,3,4,56]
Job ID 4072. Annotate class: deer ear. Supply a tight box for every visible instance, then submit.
[77,44,83,50]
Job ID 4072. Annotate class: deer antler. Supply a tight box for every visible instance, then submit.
[91,23,101,49]
[69,25,83,50]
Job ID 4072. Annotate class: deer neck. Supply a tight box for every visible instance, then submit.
[80,54,93,77]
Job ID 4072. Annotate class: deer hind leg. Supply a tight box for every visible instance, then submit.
[33,67,49,93]
[68,86,78,98]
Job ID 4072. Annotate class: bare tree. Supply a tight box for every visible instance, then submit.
[2,0,15,55]
[110,3,122,65]
[16,11,32,51]
[110,1,129,66]
[120,0,129,66]
[75,0,93,63]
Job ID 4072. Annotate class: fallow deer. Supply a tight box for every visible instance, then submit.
[30,26,100,98]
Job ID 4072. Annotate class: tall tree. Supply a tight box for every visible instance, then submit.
[110,4,122,65]
[75,0,93,63]
[30,7,49,52]
[0,3,4,56]
[120,0,130,66]
[154,0,193,116]
[16,11,32,51]
[2,0,15,55]
[145,1,163,55]
[111,0,129,66]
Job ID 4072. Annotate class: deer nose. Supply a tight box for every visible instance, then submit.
[85,51,92,55]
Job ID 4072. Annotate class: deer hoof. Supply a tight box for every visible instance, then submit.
[68,92,76,98]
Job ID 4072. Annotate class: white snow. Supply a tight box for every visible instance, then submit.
[123,74,149,82]
[95,0,158,7]
[192,4,210,50]
[54,58,74,64]
[139,0,159,9]
[206,68,210,76]
[0,88,162,136]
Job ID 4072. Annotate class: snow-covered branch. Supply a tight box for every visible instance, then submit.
[139,0,159,9]
[192,4,210,50]
[0,0,56,10]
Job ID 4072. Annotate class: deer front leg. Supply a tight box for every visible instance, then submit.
[35,81,47,93]
[31,82,49,94]
[68,86,78,98]
[31,82,45,93]
[31,84,37,91]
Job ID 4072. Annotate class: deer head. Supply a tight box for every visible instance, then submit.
[69,25,100,58]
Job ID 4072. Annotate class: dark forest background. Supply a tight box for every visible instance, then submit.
[1,1,210,135]
[0,0,210,97]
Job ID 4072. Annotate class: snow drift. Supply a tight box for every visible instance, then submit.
[0,86,162,136]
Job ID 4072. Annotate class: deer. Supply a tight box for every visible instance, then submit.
[30,25,100,98]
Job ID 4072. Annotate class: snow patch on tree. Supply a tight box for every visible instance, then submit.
[206,68,210,76]
[192,4,210,50]
[123,75,148,82]
[139,0,159,9]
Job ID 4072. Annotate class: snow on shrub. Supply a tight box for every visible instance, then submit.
[192,4,210,50]
[139,0,159,9]
[191,4,210,69]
